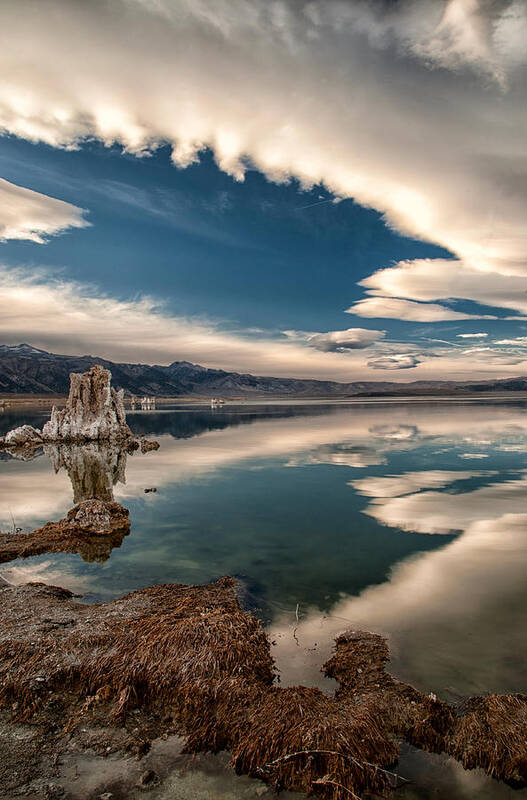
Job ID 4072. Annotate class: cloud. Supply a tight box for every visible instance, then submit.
[456,332,488,338]
[1,0,527,316]
[351,470,494,498]
[367,354,421,370]
[283,327,385,352]
[348,296,489,322]
[0,177,88,243]
[3,262,527,381]
[494,337,527,345]
[0,264,399,380]
[357,258,527,319]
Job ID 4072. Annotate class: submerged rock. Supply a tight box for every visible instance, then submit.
[140,438,160,453]
[42,365,133,443]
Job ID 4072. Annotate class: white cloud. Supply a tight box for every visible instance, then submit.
[2,1,527,371]
[0,1,526,309]
[0,264,395,380]
[456,332,488,338]
[0,177,88,243]
[3,262,527,381]
[357,259,527,319]
[367,353,421,370]
[283,327,385,352]
[347,296,490,322]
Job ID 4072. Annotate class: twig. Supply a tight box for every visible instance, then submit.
[292,602,300,646]
[257,749,408,783]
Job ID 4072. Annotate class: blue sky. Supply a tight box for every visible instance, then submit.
[1,0,527,381]
[0,135,451,334]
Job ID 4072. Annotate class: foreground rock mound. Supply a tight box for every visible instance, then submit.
[0,577,525,799]
[0,500,130,564]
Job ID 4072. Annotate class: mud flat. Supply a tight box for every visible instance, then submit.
[0,576,525,799]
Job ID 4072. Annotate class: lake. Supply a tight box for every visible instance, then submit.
[1,398,527,799]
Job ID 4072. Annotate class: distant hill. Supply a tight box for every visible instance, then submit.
[1,343,527,398]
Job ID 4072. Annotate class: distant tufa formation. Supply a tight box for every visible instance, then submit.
[1,365,158,449]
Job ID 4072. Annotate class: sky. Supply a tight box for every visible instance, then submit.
[1,0,527,382]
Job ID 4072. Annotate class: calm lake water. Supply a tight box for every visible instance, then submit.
[2,398,527,799]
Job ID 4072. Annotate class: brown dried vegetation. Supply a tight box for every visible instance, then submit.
[0,577,525,799]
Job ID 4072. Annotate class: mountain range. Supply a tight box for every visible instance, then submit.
[2,344,527,398]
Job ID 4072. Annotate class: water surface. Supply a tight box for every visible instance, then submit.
[1,399,526,798]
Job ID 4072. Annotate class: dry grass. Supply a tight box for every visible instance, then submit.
[0,577,525,798]
[447,694,527,784]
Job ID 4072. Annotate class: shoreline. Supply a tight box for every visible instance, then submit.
[0,575,525,799]
[3,391,527,407]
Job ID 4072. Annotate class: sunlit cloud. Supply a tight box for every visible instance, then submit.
[357,259,527,320]
[3,261,527,380]
[283,327,385,352]
[367,354,421,370]
[0,0,527,337]
[0,177,88,243]
[347,296,492,322]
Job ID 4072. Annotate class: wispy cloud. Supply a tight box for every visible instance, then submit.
[2,263,527,380]
[347,296,493,322]
[457,332,488,338]
[0,177,88,243]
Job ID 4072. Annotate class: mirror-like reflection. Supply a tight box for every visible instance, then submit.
[0,442,131,564]
[1,399,527,799]
[45,442,127,504]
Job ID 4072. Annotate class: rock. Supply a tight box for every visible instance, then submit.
[0,501,131,564]
[4,424,43,446]
[136,769,159,789]
[140,439,160,453]
[42,365,133,443]
[67,499,112,535]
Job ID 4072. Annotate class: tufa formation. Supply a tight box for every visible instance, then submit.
[0,365,159,450]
